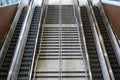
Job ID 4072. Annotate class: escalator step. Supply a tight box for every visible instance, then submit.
[81,6,104,80]
[17,6,41,80]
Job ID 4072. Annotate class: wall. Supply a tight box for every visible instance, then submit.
[103,3,120,40]
[0,4,18,43]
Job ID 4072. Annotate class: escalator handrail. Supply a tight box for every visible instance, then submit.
[73,0,92,80]
[84,0,111,80]
[88,0,116,79]
[30,0,48,79]
[28,0,48,79]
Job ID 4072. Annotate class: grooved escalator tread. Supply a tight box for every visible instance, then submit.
[17,6,41,80]
[81,6,104,80]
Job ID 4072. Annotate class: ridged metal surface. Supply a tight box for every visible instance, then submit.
[62,5,76,24]
[17,7,41,80]
[34,5,88,80]
[45,5,59,24]
[80,7,104,80]
[45,5,76,24]
[0,6,27,80]
[93,6,120,80]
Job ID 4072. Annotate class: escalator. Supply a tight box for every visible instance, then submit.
[0,6,27,80]
[80,6,104,80]
[93,6,120,80]
[17,6,41,80]
[0,0,119,80]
